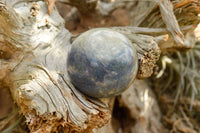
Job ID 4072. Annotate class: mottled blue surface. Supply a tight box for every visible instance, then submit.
[67,28,138,98]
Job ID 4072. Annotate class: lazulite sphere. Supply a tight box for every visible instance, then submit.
[67,28,138,98]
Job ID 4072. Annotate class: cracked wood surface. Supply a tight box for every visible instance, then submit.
[0,1,111,132]
[0,1,160,132]
[0,0,199,132]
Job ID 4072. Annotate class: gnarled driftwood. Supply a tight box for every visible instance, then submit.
[0,0,199,132]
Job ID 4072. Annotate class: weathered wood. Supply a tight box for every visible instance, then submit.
[0,0,199,132]
[111,27,161,79]
[0,1,111,132]
[56,0,199,52]
[0,0,161,132]
[154,0,184,45]
[136,0,200,51]
[118,79,168,133]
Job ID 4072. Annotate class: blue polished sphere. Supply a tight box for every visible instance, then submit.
[67,28,138,98]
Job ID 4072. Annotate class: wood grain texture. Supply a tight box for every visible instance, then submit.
[0,1,111,132]
[136,0,200,51]
[0,0,199,132]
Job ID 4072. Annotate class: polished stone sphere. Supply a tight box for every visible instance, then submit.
[67,28,138,98]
